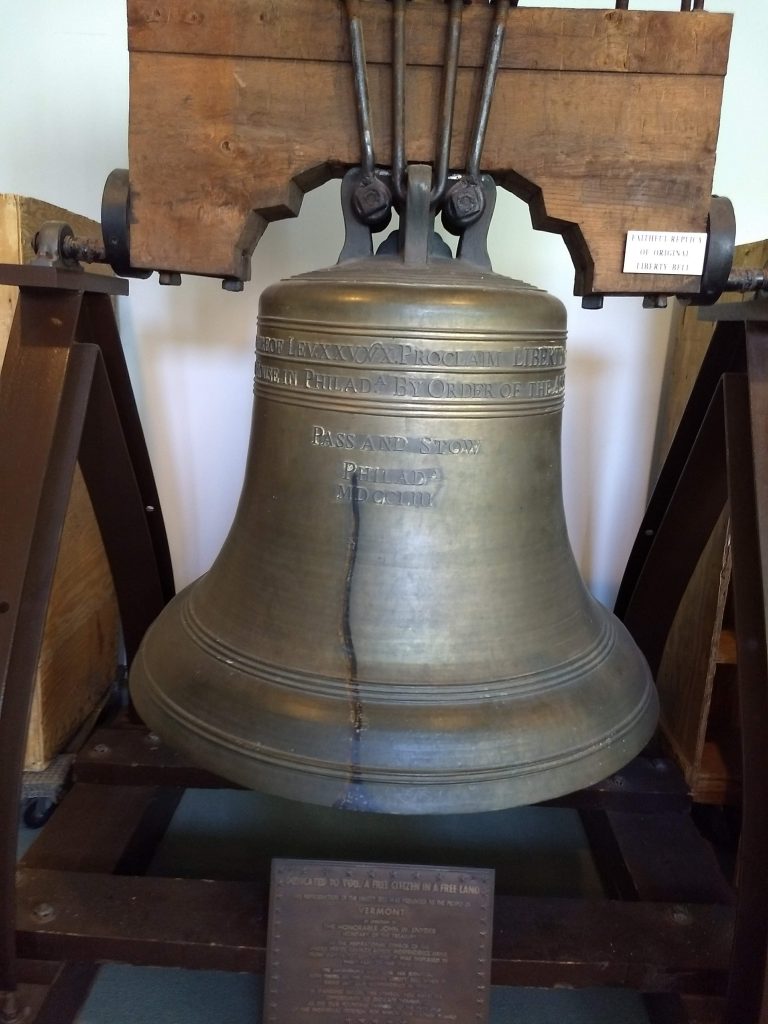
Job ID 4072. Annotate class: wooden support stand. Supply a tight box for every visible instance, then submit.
[617,307,768,1024]
[0,293,765,1023]
[0,264,174,1020]
[0,196,122,773]
[647,241,768,805]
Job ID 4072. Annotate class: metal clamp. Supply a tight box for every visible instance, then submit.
[684,196,736,306]
[32,222,85,271]
[101,169,152,279]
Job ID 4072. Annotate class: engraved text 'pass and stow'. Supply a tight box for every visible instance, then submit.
[256,336,565,509]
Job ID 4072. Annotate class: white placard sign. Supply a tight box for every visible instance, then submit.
[623,231,707,276]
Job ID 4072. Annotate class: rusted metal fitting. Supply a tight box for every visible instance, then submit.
[442,177,486,233]
[352,175,393,231]
[32,222,82,269]
[61,236,107,265]
[725,267,768,293]
[33,222,108,269]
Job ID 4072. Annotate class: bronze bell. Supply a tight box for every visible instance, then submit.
[130,169,658,814]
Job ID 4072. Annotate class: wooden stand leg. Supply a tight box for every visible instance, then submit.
[617,313,768,1024]
[722,326,768,1024]
[0,269,173,1016]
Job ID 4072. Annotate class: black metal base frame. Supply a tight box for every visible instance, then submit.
[0,265,766,1024]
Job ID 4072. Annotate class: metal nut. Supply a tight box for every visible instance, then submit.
[442,178,485,232]
[352,177,392,231]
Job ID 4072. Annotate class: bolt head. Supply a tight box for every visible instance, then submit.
[443,178,485,232]
[352,177,392,231]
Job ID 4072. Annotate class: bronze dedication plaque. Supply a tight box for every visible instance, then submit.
[264,859,494,1024]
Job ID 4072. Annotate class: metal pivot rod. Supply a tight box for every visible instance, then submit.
[390,0,466,210]
[443,0,511,234]
[430,0,466,210]
[351,0,510,238]
[467,1,512,181]
[346,0,469,222]
[343,0,392,230]
[391,0,408,205]
[344,0,375,179]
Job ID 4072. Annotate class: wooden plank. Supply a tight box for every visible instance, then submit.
[15,868,733,992]
[579,807,733,906]
[126,5,731,293]
[716,629,738,665]
[654,509,731,787]
[24,465,119,769]
[74,726,235,789]
[127,3,731,76]
[0,196,120,772]
[600,811,733,905]
[691,739,741,806]
[643,993,725,1024]
[25,963,99,1024]
[20,784,178,873]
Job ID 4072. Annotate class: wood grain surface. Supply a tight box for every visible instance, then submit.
[0,195,120,771]
[651,239,768,803]
[126,2,732,293]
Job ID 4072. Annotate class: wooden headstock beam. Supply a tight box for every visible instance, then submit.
[127,1,732,295]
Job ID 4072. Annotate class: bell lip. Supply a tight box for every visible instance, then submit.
[131,692,659,815]
[130,636,659,815]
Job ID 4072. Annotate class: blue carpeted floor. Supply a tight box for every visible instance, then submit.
[20,790,653,1023]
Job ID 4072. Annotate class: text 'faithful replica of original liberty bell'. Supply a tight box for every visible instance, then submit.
[130,165,658,814]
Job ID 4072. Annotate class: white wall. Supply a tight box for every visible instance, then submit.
[1,0,765,606]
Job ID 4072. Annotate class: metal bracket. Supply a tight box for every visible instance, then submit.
[31,223,84,273]
[101,169,152,280]
[338,163,495,271]
[683,196,736,306]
